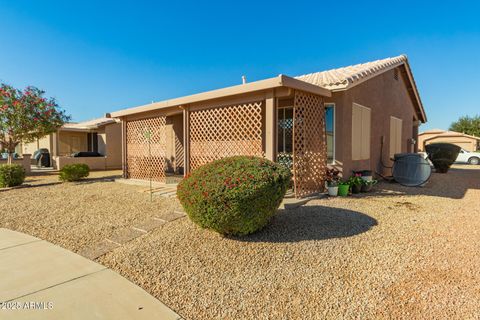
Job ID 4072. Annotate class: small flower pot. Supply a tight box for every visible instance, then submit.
[338,184,349,197]
[327,186,338,196]
[351,184,362,194]
[361,184,373,192]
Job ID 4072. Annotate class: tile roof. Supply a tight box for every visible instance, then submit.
[296,54,426,122]
[296,55,408,90]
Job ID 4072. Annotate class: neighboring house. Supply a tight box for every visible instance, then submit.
[110,55,426,198]
[20,117,122,170]
[418,129,480,152]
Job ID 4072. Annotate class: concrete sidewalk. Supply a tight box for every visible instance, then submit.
[0,228,181,320]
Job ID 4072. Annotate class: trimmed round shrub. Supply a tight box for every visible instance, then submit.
[177,156,292,236]
[0,164,26,188]
[59,163,90,182]
[425,143,461,173]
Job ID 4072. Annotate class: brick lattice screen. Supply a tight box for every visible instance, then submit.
[189,102,264,170]
[126,117,167,182]
[293,90,327,198]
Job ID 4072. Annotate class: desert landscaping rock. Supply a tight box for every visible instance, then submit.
[2,166,480,319]
[0,170,179,254]
[98,165,480,320]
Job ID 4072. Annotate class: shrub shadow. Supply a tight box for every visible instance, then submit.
[235,205,377,243]
[72,175,121,185]
[0,181,63,192]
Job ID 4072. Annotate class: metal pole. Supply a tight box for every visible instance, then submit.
[148,131,152,202]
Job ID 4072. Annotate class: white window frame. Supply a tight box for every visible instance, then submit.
[325,103,335,164]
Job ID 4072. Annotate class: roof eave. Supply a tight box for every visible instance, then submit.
[110,75,331,118]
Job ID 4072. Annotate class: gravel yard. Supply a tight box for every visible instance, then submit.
[0,170,179,252]
[1,165,480,319]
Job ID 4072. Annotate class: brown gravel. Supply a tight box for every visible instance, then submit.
[0,170,180,253]
[2,166,480,319]
[99,165,480,319]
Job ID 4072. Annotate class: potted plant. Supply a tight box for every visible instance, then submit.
[338,181,350,197]
[361,179,377,192]
[325,168,340,196]
[348,173,363,194]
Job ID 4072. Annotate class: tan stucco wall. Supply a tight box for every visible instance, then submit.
[104,122,122,169]
[0,154,31,174]
[418,133,479,152]
[96,127,107,156]
[326,67,419,176]
[20,135,53,156]
[53,156,107,170]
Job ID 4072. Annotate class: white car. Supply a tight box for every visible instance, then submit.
[455,149,480,165]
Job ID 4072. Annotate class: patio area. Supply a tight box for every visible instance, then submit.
[1,165,479,319]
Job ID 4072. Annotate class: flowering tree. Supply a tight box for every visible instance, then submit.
[0,84,70,163]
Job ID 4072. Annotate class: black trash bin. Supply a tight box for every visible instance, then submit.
[35,149,51,167]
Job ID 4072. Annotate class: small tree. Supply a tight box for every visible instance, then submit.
[0,84,70,163]
[449,115,480,138]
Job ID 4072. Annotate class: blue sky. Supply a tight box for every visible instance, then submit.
[0,1,479,131]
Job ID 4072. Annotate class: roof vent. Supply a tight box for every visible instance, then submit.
[242,75,247,84]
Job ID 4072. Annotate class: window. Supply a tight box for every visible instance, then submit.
[352,103,371,160]
[325,103,335,163]
[87,132,98,152]
[389,116,403,158]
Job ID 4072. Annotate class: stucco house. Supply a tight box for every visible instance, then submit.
[111,55,426,198]
[418,129,480,152]
[19,117,122,170]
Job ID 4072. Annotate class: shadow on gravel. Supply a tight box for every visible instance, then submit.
[237,206,377,243]
[72,175,122,185]
[0,181,62,192]
[370,166,480,200]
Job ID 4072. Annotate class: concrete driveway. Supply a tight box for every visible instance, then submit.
[0,228,181,320]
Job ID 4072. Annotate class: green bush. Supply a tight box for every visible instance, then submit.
[0,164,26,188]
[425,143,461,173]
[177,156,292,236]
[59,164,90,182]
